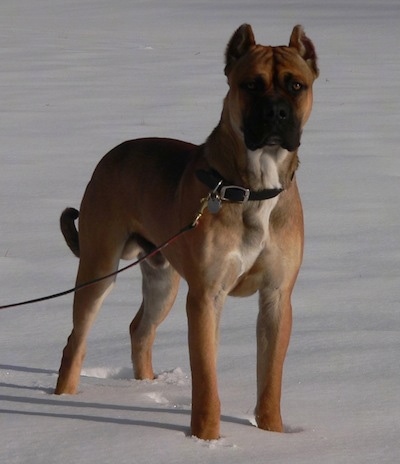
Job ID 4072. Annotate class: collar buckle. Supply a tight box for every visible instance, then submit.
[220,185,250,203]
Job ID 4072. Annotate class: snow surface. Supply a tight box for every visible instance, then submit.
[1,1,399,463]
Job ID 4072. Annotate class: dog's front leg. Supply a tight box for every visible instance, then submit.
[186,289,224,440]
[254,287,293,432]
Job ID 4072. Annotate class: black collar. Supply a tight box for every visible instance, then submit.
[196,169,283,203]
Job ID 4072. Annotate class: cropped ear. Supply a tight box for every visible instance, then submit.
[225,24,256,75]
[289,25,319,78]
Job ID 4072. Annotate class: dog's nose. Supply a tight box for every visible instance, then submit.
[264,100,289,122]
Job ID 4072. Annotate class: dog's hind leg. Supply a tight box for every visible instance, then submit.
[55,249,121,395]
[129,259,180,380]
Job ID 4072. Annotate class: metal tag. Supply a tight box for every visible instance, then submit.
[207,195,221,214]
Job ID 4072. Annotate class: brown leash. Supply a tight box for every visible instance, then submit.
[0,200,208,310]
[1,178,283,310]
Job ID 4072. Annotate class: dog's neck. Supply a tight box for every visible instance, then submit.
[204,119,298,192]
[246,146,298,191]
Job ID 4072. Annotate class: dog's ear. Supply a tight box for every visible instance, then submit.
[225,24,256,76]
[289,25,319,78]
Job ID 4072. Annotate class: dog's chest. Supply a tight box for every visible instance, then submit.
[240,198,277,264]
[227,149,289,294]
[227,201,278,297]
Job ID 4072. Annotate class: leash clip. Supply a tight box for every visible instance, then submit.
[192,196,209,227]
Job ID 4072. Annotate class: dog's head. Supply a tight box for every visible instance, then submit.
[224,25,319,152]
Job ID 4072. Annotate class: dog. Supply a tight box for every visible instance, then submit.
[55,24,318,440]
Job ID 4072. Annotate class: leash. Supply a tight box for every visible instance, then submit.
[0,199,209,311]
[1,170,285,311]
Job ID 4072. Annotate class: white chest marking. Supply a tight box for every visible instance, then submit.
[247,146,290,190]
[233,147,291,278]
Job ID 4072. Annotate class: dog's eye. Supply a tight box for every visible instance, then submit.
[291,82,304,93]
[244,81,257,91]
[241,77,265,94]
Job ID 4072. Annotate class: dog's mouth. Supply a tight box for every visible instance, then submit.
[244,131,300,152]
[264,135,284,147]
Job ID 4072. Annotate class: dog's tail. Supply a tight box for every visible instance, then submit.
[60,207,80,257]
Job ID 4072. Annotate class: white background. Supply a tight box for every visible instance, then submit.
[1,1,399,463]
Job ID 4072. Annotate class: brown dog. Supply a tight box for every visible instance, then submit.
[55,24,318,440]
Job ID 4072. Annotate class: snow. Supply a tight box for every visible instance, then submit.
[1,0,399,462]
